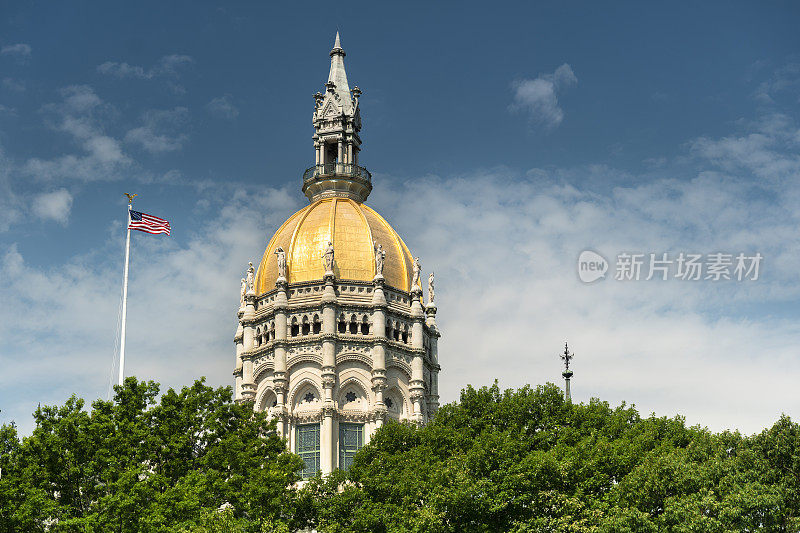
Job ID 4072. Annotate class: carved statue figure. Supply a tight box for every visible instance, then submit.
[374,243,385,276]
[428,272,435,303]
[240,278,246,305]
[322,241,335,272]
[275,246,287,278]
[412,257,421,288]
[246,261,255,293]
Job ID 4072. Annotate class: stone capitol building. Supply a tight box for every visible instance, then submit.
[233,34,441,478]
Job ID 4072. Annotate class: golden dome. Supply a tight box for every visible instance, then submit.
[255,197,414,293]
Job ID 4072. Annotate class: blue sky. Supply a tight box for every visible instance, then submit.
[1,1,800,435]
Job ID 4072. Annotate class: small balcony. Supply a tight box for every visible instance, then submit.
[302,163,372,185]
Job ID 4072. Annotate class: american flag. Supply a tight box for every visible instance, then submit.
[128,210,171,235]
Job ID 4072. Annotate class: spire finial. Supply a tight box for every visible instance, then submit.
[560,342,574,402]
[331,31,344,57]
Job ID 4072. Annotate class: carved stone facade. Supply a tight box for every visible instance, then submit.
[232,34,441,477]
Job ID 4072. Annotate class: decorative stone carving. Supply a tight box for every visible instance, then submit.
[246,262,255,294]
[321,375,336,390]
[322,241,335,272]
[374,243,385,277]
[275,246,287,279]
[412,257,421,288]
[240,278,247,306]
[336,343,371,355]
[428,272,435,304]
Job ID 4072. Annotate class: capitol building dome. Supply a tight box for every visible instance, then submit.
[255,197,414,293]
[233,33,440,479]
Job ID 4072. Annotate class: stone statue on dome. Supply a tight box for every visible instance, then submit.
[428,272,435,304]
[322,241,335,272]
[246,262,255,294]
[374,243,385,276]
[275,246,287,279]
[412,257,421,288]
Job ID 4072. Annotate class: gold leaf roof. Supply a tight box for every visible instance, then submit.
[255,198,414,293]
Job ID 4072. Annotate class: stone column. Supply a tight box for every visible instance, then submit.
[409,286,426,424]
[321,272,338,473]
[233,308,244,400]
[273,280,289,439]
[371,275,388,428]
[240,295,257,401]
[426,303,440,415]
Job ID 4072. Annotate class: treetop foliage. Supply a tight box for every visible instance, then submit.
[0,378,302,532]
[1,379,798,532]
[298,383,800,532]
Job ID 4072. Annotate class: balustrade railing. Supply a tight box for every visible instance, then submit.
[302,163,371,183]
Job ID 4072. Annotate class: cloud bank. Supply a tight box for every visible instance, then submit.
[2,107,800,436]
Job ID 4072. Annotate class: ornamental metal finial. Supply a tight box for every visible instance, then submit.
[560,342,574,402]
[124,193,137,205]
[560,342,573,371]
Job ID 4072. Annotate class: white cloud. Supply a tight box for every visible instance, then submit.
[2,78,25,92]
[754,62,800,104]
[97,54,193,80]
[1,43,31,61]
[31,189,73,224]
[206,94,239,119]
[125,107,189,153]
[510,63,577,129]
[0,145,21,231]
[24,85,130,181]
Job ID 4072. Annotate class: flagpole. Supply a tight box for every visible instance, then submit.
[118,198,133,387]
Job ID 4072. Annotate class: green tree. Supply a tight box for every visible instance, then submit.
[0,378,303,532]
[304,382,800,532]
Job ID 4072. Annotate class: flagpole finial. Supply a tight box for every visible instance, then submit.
[124,193,137,206]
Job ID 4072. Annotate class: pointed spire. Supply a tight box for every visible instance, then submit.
[327,32,352,114]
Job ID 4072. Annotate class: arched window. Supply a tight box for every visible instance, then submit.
[313,314,321,334]
[269,323,275,340]
[290,317,299,337]
[360,315,370,335]
[255,327,261,346]
[401,325,409,344]
[338,314,347,334]
[302,316,311,336]
[349,314,358,334]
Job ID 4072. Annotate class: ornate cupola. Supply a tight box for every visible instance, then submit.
[233,34,441,479]
[304,32,371,203]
